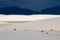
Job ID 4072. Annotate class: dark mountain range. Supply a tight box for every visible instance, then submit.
[0,6,40,15]
[0,6,60,15]
[41,6,60,15]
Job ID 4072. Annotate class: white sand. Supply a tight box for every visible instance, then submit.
[0,15,60,40]
[0,15,59,21]
[0,16,60,31]
[0,31,60,40]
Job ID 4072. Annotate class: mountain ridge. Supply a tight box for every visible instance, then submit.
[0,6,60,15]
[41,6,60,15]
[0,6,40,15]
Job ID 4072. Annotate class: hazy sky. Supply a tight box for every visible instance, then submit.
[0,0,60,11]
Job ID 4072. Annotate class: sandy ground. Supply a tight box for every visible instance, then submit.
[0,30,60,40]
[0,15,59,40]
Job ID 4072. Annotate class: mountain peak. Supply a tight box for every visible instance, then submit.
[0,6,39,15]
[41,6,60,15]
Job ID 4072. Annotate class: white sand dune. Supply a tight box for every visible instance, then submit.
[9,17,60,31]
[0,16,60,31]
[0,15,60,31]
[0,15,59,21]
[0,15,60,40]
